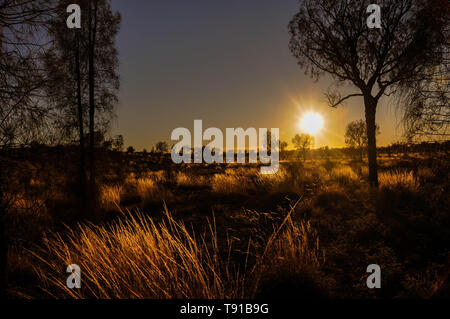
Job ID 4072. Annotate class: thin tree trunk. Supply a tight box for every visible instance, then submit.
[365,95,379,187]
[88,0,98,216]
[75,29,86,215]
[88,0,95,184]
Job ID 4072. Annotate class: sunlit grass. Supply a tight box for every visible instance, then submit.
[211,168,258,194]
[100,185,123,212]
[176,172,208,188]
[30,207,244,299]
[330,166,359,184]
[379,169,419,192]
[29,203,322,299]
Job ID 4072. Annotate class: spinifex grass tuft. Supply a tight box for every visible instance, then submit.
[29,206,246,299]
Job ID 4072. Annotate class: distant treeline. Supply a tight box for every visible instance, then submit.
[4,140,449,162]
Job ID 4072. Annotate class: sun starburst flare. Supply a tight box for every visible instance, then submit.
[300,112,324,135]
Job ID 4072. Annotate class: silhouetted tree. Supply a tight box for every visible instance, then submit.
[44,0,88,210]
[1,0,55,147]
[280,141,288,160]
[44,0,120,215]
[345,119,380,162]
[155,141,169,153]
[292,133,314,162]
[289,0,448,186]
[86,0,120,213]
[112,135,124,152]
[400,51,449,140]
[0,0,56,299]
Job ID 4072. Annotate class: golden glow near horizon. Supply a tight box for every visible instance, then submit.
[299,112,324,136]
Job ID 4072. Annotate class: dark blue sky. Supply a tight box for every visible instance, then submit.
[110,0,400,150]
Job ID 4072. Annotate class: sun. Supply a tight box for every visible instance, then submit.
[300,112,324,135]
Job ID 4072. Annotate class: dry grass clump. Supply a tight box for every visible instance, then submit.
[211,173,247,194]
[136,177,158,200]
[5,194,51,238]
[280,163,322,192]
[256,169,288,191]
[211,168,259,194]
[176,172,208,188]
[29,202,323,299]
[211,166,299,194]
[135,177,174,205]
[211,164,326,195]
[142,170,167,183]
[260,218,322,272]
[330,166,359,184]
[250,201,325,298]
[121,171,173,205]
[378,169,419,192]
[100,185,123,212]
[30,207,245,299]
[9,195,48,218]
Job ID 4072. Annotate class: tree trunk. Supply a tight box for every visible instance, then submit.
[88,0,95,185]
[75,29,86,216]
[88,0,98,216]
[364,95,378,187]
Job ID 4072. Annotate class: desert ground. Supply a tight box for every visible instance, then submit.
[4,145,450,299]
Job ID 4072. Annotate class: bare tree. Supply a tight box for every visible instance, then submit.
[86,0,120,214]
[0,0,56,147]
[44,0,87,209]
[43,0,120,216]
[155,141,169,153]
[400,48,449,140]
[292,133,314,162]
[0,0,56,299]
[280,141,288,160]
[289,0,448,186]
[345,119,380,162]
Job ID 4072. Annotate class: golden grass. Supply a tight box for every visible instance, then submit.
[256,169,288,190]
[257,210,322,275]
[29,203,322,299]
[330,166,359,182]
[211,168,258,194]
[378,169,419,191]
[136,177,157,200]
[176,172,208,188]
[100,185,123,212]
[211,166,299,194]
[121,171,174,205]
[31,207,244,299]
[143,170,167,183]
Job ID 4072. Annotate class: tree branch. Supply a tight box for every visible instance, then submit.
[325,91,363,108]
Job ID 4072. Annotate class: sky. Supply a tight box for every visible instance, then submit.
[110,0,404,151]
